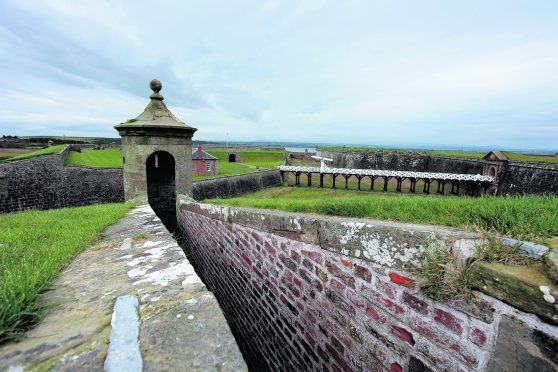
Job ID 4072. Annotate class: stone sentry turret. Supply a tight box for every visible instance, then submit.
[114,80,197,215]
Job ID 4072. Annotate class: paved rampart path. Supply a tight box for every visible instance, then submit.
[0,205,246,371]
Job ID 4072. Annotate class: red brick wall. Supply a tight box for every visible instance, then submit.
[178,207,497,371]
[192,159,217,176]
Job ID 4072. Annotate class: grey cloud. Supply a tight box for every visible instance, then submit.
[0,3,208,108]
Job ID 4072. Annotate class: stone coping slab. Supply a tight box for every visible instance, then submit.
[0,204,246,371]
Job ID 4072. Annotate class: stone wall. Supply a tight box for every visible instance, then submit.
[192,170,282,201]
[177,198,558,372]
[498,163,558,195]
[0,150,124,213]
[316,149,558,195]
[425,156,484,174]
[317,150,430,171]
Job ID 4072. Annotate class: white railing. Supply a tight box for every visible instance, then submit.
[277,165,494,182]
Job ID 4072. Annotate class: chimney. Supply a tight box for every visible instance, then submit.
[197,146,203,160]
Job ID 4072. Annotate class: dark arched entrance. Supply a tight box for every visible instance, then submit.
[228,153,236,162]
[488,166,496,177]
[146,151,177,231]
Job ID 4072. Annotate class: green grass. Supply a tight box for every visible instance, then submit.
[0,152,16,158]
[65,148,123,168]
[193,149,285,180]
[193,162,256,181]
[1,145,67,163]
[206,149,285,168]
[428,150,485,158]
[0,203,132,343]
[502,151,558,164]
[206,187,558,243]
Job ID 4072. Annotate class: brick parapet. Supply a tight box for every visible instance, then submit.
[177,197,558,371]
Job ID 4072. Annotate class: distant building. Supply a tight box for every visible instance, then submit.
[192,146,218,176]
[227,151,242,163]
[482,150,508,181]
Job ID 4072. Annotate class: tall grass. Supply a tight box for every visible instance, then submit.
[206,188,558,243]
[0,203,132,343]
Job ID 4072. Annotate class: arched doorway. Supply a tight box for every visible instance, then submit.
[146,151,177,231]
[488,166,496,177]
[228,153,236,162]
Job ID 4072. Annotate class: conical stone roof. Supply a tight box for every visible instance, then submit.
[115,79,197,132]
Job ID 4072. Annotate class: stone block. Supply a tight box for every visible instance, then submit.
[499,237,549,259]
[488,315,557,371]
[544,248,558,284]
[471,262,558,325]
[451,239,478,269]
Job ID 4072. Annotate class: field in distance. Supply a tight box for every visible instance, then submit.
[193,149,285,181]
[64,147,285,179]
[319,147,558,164]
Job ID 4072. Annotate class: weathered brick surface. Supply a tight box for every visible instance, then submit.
[0,151,123,213]
[178,209,479,370]
[177,200,558,371]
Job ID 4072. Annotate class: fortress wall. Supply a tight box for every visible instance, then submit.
[317,150,430,171]
[316,149,483,174]
[177,198,558,372]
[192,170,282,201]
[0,151,123,213]
[316,150,558,195]
[425,156,484,174]
[498,163,558,195]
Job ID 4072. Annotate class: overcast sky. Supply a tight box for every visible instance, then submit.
[1,0,557,150]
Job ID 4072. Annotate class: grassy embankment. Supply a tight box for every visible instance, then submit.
[65,148,123,168]
[0,145,67,163]
[206,187,558,244]
[0,203,132,343]
[193,149,285,181]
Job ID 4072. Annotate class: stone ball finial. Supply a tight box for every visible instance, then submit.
[150,79,162,93]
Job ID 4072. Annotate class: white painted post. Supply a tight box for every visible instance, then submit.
[311,156,333,173]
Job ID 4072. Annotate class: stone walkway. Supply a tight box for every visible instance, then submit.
[0,205,246,371]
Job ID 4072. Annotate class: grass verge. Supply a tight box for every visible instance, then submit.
[65,148,123,168]
[205,187,558,243]
[1,145,67,163]
[0,203,132,343]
